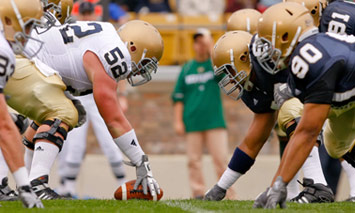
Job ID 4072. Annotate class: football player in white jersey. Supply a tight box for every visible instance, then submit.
[0,0,44,208]
[6,19,164,200]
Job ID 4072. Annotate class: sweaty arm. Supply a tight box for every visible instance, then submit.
[0,94,25,172]
[83,50,132,138]
[239,112,277,159]
[271,62,341,184]
[83,51,145,166]
[272,103,330,184]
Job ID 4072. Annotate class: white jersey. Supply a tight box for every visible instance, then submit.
[0,33,15,92]
[26,21,131,96]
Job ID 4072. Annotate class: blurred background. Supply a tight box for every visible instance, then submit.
[10,0,352,201]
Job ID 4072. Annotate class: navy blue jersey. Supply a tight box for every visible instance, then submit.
[241,34,288,114]
[320,0,355,35]
[288,32,355,107]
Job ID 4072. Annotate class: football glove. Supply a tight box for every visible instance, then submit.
[134,155,160,196]
[273,83,293,109]
[64,91,86,127]
[265,176,288,209]
[10,113,29,134]
[125,155,160,197]
[72,99,86,127]
[17,185,44,208]
[253,187,270,208]
[204,184,226,201]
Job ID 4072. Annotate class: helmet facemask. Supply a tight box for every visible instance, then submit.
[8,0,44,56]
[214,49,248,100]
[254,22,302,75]
[127,49,158,86]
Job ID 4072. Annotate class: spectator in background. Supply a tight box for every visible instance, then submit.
[225,0,257,12]
[172,29,235,199]
[77,1,98,20]
[177,0,225,16]
[108,1,129,26]
[256,0,282,12]
[114,0,140,11]
[56,1,128,197]
[135,0,172,13]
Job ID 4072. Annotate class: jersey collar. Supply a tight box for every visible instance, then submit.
[298,27,319,42]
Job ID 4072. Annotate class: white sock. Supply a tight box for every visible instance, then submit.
[341,160,355,197]
[287,171,300,200]
[24,148,34,173]
[302,146,327,185]
[29,142,59,181]
[111,161,125,179]
[64,179,76,195]
[113,129,145,166]
[13,167,30,187]
[0,149,9,181]
[217,167,242,190]
[117,177,126,187]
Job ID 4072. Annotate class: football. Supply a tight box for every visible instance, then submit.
[114,180,164,201]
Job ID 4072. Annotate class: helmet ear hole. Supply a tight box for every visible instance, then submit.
[282,32,288,42]
[240,52,248,62]
[5,16,12,25]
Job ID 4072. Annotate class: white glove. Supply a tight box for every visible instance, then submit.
[64,91,87,127]
[126,155,160,197]
[273,83,294,109]
[17,185,44,208]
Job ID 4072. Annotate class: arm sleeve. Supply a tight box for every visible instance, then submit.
[171,66,186,103]
[304,60,344,104]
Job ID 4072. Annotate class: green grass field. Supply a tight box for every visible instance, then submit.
[0,200,354,212]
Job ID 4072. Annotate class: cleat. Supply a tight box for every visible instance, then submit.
[345,196,355,202]
[291,178,334,203]
[17,185,44,208]
[61,192,78,200]
[203,184,226,201]
[30,175,62,200]
[0,177,18,201]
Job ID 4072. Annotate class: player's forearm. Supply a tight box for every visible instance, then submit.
[239,112,276,159]
[275,130,317,184]
[94,88,132,138]
[0,100,25,172]
[117,80,127,95]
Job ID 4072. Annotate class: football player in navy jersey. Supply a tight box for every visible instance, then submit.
[320,0,355,35]
[253,2,355,209]
[204,8,333,203]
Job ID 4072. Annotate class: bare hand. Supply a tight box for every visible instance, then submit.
[175,121,185,136]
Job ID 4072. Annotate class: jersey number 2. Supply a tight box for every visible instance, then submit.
[60,23,103,44]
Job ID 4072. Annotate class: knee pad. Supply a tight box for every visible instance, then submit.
[22,121,40,150]
[30,121,39,131]
[286,117,323,146]
[33,119,68,151]
[23,137,34,150]
[285,117,300,140]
